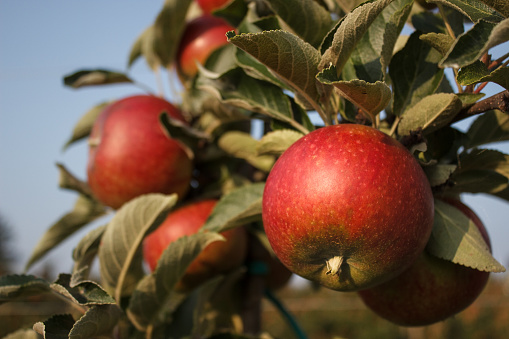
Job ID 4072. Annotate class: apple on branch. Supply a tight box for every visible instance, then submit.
[143,199,248,292]
[87,95,193,209]
[262,124,434,292]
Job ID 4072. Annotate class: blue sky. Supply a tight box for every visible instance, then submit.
[0,2,508,280]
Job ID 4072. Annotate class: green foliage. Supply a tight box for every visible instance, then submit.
[6,0,509,337]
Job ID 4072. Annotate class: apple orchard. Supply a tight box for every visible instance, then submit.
[2,0,509,338]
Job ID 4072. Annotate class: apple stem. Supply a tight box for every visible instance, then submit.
[326,256,344,276]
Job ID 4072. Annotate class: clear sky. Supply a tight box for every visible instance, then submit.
[0,1,508,280]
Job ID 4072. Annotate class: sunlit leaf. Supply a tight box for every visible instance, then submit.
[256,129,304,156]
[440,18,509,68]
[390,31,444,117]
[63,69,133,88]
[419,32,455,56]
[466,109,509,148]
[218,131,276,172]
[25,194,107,271]
[202,183,265,233]
[427,199,506,272]
[98,194,177,298]
[398,93,462,135]
[457,62,509,91]
[2,329,40,339]
[127,232,223,331]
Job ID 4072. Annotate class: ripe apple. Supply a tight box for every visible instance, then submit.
[143,199,248,292]
[196,0,230,13]
[176,14,234,81]
[87,95,192,209]
[262,124,434,292]
[358,198,492,327]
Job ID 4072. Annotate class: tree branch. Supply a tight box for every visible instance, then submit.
[453,90,509,123]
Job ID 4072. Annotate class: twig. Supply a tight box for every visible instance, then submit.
[452,90,509,123]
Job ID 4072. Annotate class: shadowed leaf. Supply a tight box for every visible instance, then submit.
[127,232,223,331]
[98,194,177,298]
[63,101,110,151]
[466,109,509,148]
[25,194,106,271]
[427,199,506,272]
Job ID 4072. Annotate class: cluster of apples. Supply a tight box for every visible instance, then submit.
[86,0,291,294]
[262,124,492,327]
[86,0,492,328]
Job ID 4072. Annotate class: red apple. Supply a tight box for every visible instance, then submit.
[87,95,192,209]
[196,0,231,13]
[262,124,434,292]
[143,199,248,292]
[358,199,492,327]
[176,15,234,81]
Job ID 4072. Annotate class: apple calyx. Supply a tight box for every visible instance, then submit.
[326,256,344,276]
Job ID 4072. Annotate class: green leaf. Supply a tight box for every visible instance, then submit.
[69,305,122,339]
[466,109,509,148]
[52,274,116,306]
[25,194,106,271]
[390,31,444,117]
[263,0,334,48]
[423,164,457,187]
[0,274,51,303]
[191,269,246,338]
[429,0,505,23]
[451,169,508,194]
[152,0,193,68]
[128,25,159,69]
[63,101,110,151]
[347,0,414,82]
[440,18,509,68]
[127,232,223,331]
[398,93,463,135]
[227,30,322,110]
[317,70,392,120]
[33,314,75,339]
[256,129,304,156]
[71,225,106,286]
[202,183,265,233]
[319,0,394,75]
[478,0,509,17]
[98,194,177,298]
[419,32,455,56]
[457,92,486,106]
[458,62,509,91]
[218,131,276,172]
[458,148,509,178]
[63,69,133,88]
[199,68,311,134]
[427,199,505,272]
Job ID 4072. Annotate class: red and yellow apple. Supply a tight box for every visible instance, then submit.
[176,14,234,81]
[262,124,434,291]
[143,199,248,292]
[358,198,492,327]
[87,95,192,209]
